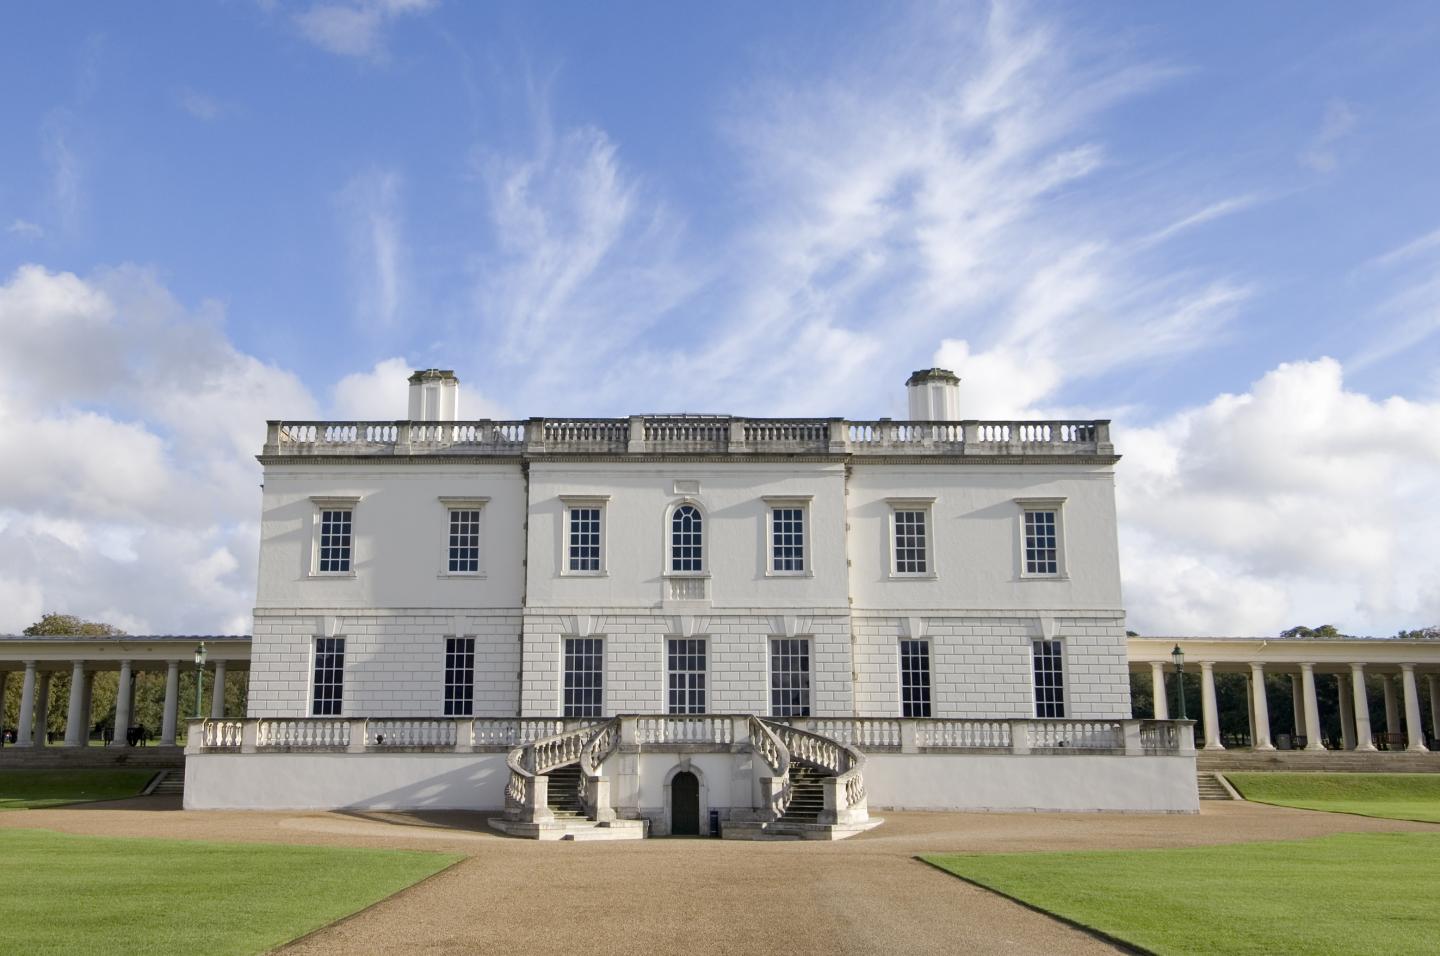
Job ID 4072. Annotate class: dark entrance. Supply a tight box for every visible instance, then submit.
[671,771,700,835]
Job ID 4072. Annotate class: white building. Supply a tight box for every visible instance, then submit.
[184,367,1197,835]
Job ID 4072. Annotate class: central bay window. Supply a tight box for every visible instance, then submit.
[563,637,604,718]
[899,639,932,718]
[1032,639,1066,718]
[670,503,704,573]
[667,638,707,714]
[312,637,345,715]
[769,638,811,717]
[443,636,475,716]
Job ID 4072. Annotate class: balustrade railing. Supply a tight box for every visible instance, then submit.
[367,719,457,749]
[1139,720,1181,753]
[1028,719,1124,751]
[806,719,903,751]
[916,718,1011,750]
[202,719,244,750]
[759,717,867,822]
[635,716,735,746]
[748,716,792,821]
[666,577,709,602]
[472,719,569,749]
[256,718,350,750]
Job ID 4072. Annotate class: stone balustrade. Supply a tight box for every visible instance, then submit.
[263,417,1113,458]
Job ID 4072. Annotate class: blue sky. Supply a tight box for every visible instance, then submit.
[1,1,1438,636]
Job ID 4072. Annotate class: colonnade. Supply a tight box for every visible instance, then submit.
[1145,659,1437,753]
[0,658,230,748]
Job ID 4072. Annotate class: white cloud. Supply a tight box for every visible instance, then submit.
[293,0,437,60]
[1300,98,1357,173]
[332,356,412,419]
[1118,358,1440,636]
[177,88,221,121]
[338,168,406,330]
[6,219,43,240]
[41,110,82,234]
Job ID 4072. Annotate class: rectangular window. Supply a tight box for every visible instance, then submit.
[1024,510,1059,575]
[318,510,352,573]
[312,637,345,716]
[1032,639,1065,718]
[667,638,707,714]
[894,510,928,574]
[769,638,811,717]
[563,637,604,718]
[771,507,805,573]
[447,510,481,574]
[899,640,932,718]
[444,636,475,717]
[568,506,602,572]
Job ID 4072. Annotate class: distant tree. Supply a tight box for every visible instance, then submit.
[1125,630,1140,637]
[23,613,125,637]
[1280,624,1351,640]
[1394,626,1440,640]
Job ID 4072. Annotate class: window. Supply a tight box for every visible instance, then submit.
[1017,497,1066,578]
[1032,639,1065,718]
[769,638,811,717]
[312,637,345,716]
[667,638,707,714]
[899,640,932,718]
[444,637,475,716]
[447,510,481,574]
[318,510,352,573]
[670,504,703,572]
[563,638,604,718]
[561,495,608,574]
[770,505,806,573]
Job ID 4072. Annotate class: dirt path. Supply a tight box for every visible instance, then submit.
[3,799,1432,955]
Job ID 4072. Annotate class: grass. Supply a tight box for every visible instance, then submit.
[925,832,1440,955]
[1226,772,1440,823]
[0,770,156,809]
[0,829,460,955]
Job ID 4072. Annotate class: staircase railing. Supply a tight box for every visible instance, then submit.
[758,717,869,825]
[503,720,610,824]
[747,716,793,822]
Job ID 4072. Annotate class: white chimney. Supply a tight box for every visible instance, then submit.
[407,369,460,421]
[906,368,960,420]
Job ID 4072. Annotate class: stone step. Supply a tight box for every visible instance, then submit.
[1197,750,1440,773]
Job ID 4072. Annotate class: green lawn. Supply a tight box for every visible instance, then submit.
[0,829,460,955]
[0,770,157,809]
[926,832,1439,955]
[1226,772,1440,823]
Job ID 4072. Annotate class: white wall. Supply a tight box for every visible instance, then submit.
[184,752,510,810]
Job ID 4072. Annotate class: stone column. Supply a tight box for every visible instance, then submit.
[1200,662,1224,750]
[1290,673,1305,739]
[114,660,133,745]
[210,660,227,719]
[1337,673,1356,750]
[1150,662,1168,720]
[161,661,180,746]
[81,671,94,743]
[15,662,37,747]
[35,674,52,746]
[1350,664,1376,751]
[64,661,87,746]
[0,670,8,743]
[1400,665,1427,752]
[1429,675,1440,748]
[1248,663,1273,750]
[1382,675,1401,747]
[1300,663,1325,751]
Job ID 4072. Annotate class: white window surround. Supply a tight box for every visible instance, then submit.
[560,495,610,576]
[1031,637,1066,718]
[763,495,813,577]
[663,499,708,578]
[886,497,936,579]
[437,496,489,578]
[1015,497,1068,580]
[308,495,360,578]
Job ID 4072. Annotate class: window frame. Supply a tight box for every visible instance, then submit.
[769,637,812,718]
[1015,497,1067,580]
[311,636,346,716]
[664,499,708,577]
[309,496,360,577]
[666,637,708,715]
[886,497,936,578]
[562,637,605,718]
[443,635,476,717]
[438,497,489,578]
[763,495,813,577]
[898,639,933,718]
[560,495,609,576]
[1031,638,1066,718]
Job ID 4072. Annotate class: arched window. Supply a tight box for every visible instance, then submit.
[671,504,703,572]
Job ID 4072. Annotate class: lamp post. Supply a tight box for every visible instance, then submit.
[1171,644,1187,720]
[193,643,208,720]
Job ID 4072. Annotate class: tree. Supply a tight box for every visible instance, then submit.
[23,613,125,637]
[1394,626,1440,640]
[1279,624,1351,640]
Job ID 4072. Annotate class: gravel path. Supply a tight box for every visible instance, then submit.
[3,798,1432,955]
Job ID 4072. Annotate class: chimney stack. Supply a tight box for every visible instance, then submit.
[906,368,960,420]
[408,369,460,421]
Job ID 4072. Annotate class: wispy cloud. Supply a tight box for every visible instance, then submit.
[177,88,222,121]
[40,110,82,235]
[6,219,43,240]
[1143,193,1263,246]
[293,0,437,60]
[338,167,406,330]
[1300,98,1357,173]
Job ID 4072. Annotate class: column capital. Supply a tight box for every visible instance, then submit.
[1349,661,1366,675]
[23,659,37,669]
[1200,660,1215,672]
[1248,661,1266,672]
[1299,661,1316,673]
[1400,662,1416,673]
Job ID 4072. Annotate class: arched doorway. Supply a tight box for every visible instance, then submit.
[671,770,700,835]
